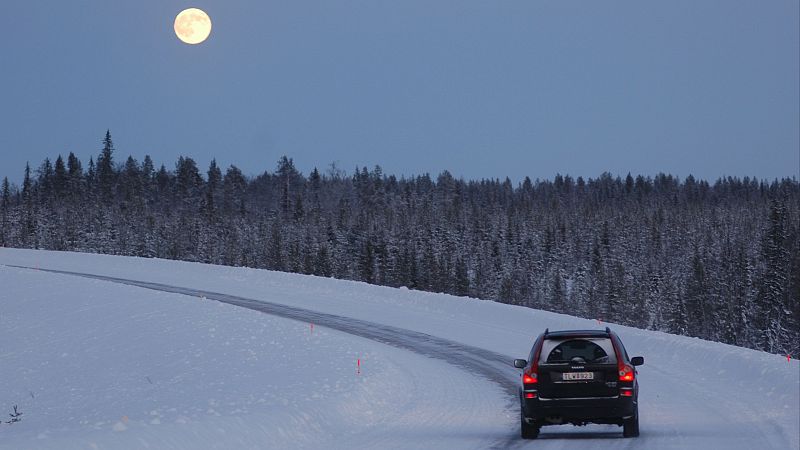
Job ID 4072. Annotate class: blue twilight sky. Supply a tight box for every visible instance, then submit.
[0,0,798,184]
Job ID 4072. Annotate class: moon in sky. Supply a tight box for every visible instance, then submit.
[174,8,212,45]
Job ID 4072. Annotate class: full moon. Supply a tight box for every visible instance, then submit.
[174,8,212,45]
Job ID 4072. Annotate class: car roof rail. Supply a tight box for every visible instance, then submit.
[544,328,549,336]
[605,326,611,335]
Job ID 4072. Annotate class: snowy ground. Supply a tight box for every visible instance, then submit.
[1,248,798,449]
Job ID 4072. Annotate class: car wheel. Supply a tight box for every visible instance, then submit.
[521,413,540,439]
[622,407,640,438]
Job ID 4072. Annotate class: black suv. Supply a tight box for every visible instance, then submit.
[513,328,644,439]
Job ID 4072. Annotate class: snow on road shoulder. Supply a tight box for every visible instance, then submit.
[0,265,510,450]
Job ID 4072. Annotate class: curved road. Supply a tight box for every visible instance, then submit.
[6,264,526,449]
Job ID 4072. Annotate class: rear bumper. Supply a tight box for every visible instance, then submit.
[522,394,636,424]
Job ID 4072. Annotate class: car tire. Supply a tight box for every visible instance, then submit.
[520,413,540,439]
[622,407,640,438]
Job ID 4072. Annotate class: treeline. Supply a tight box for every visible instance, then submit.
[1,131,798,355]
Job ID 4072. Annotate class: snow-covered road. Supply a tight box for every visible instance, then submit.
[1,263,513,449]
[1,249,798,449]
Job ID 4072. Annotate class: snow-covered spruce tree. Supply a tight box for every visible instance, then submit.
[20,162,36,247]
[684,250,710,339]
[786,220,800,357]
[96,130,116,204]
[756,198,792,354]
[0,177,10,246]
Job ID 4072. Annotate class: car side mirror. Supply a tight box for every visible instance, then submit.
[513,359,527,369]
[631,356,644,366]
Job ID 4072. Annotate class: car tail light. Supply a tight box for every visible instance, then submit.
[618,364,634,382]
[620,388,633,397]
[523,337,544,385]
[525,392,537,399]
[610,333,635,382]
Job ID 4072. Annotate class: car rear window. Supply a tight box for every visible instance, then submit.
[539,338,617,364]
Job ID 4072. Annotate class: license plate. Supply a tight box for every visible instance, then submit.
[562,372,594,381]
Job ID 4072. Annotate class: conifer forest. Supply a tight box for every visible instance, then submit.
[2,132,798,356]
